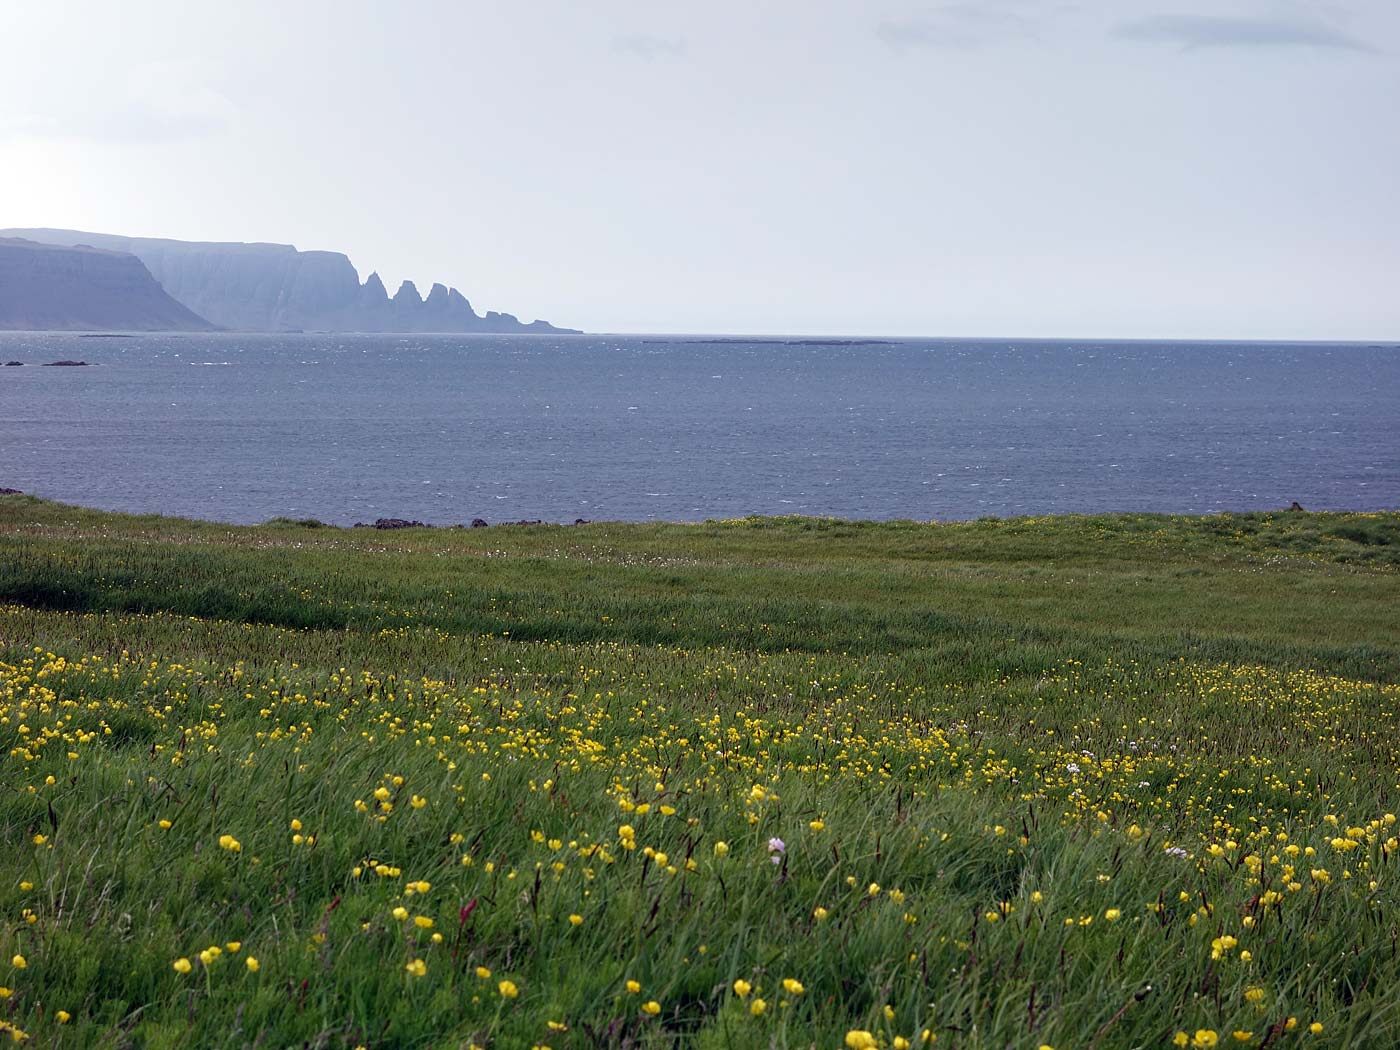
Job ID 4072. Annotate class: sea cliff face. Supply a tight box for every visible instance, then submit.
[0,228,578,334]
[0,238,217,331]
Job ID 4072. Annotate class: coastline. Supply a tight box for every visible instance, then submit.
[3,489,1398,535]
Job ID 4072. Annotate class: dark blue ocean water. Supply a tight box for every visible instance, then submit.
[0,333,1396,525]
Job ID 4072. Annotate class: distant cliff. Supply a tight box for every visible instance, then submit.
[0,238,217,332]
[0,228,579,334]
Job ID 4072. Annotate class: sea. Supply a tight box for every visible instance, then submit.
[1,332,1396,526]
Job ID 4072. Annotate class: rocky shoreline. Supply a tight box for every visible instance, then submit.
[349,516,589,530]
[0,490,1363,534]
[0,491,589,528]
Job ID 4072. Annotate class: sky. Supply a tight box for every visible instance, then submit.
[1,1,1397,338]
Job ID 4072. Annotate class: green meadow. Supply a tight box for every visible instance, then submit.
[1,494,1398,1048]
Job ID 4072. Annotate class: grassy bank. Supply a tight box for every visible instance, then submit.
[1,496,1398,1048]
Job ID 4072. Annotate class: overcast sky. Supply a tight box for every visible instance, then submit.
[1,1,1396,337]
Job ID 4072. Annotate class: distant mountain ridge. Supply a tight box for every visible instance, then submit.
[0,228,579,334]
[0,237,217,332]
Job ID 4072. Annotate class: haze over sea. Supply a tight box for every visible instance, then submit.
[1,332,1396,526]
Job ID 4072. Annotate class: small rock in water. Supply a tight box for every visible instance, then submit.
[3,360,22,366]
[43,360,89,366]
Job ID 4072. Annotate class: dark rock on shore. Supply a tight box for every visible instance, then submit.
[344,515,588,529]
[0,487,22,495]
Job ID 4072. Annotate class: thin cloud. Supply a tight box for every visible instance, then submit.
[1114,14,1377,53]
[877,3,1051,50]
[612,34,687,60]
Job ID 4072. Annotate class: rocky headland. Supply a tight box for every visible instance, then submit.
[0,227,579,334]
[0,238,217,332]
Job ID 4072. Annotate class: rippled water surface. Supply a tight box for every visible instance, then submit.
[1,333,1396,524]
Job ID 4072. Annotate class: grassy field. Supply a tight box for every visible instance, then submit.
[1,495,1398,1049]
